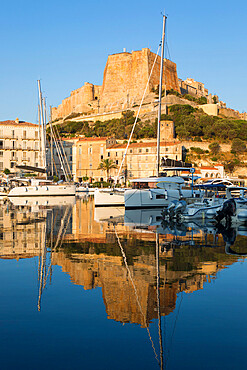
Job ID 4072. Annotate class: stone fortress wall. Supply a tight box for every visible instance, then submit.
[52,48,179,121]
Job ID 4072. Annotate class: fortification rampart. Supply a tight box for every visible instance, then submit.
[52,48,179,121]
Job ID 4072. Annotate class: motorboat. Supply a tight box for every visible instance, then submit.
[163,186,247,224]
[124,176,203,209]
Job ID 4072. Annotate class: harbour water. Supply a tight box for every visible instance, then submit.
[0,196,247,369]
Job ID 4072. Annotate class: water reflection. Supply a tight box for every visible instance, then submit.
[0,197,246,369]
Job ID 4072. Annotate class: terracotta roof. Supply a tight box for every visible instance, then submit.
[108,141,179,149]
[77,137,108,142]
[0,120,38,127]
[200,166,218,170]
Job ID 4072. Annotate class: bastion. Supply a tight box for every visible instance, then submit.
[52,48,179,121]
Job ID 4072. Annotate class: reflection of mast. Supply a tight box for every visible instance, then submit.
[114,227,160,367]
[37,219,47,311]
[156,233,164,370]
[37,205,73,311]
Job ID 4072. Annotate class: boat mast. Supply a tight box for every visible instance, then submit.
[157,13,167,177]
[38,80,47,173]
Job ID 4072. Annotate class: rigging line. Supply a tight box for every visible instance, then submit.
[50,124,69,181]
[166,292,184,367]
[45,206,72,282]
[114,227,160,366]
[53,123,73,180]
[116,43,162,183]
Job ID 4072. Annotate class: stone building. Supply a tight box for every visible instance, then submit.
[179,78,209,98]
[0,119,41,173]
[52,48,179,121]
[72,120,182,182]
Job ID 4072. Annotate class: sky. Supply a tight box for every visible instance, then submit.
[1,0,247,123]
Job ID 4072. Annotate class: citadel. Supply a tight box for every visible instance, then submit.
[52,47,247,122]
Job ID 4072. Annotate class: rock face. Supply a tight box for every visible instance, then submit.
[52,48,179,120]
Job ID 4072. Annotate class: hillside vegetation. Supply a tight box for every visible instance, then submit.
[52,105,247,143]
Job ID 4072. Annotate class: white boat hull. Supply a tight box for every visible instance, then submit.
[8,184,76,197]
[94,189,125,206]
[124,188,200,209]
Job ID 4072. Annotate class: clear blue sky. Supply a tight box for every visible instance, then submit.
[1,0,246,123]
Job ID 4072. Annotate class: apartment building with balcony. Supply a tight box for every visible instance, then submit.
[0,118,41,172]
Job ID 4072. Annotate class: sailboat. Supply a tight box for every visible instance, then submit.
[124,15,201,209]
[8,81,76,198]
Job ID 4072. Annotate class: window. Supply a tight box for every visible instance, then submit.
[146,156,148,160]
[130,164,132,169]
[35,142,38,150]
[89,147,92,154]
[23,141,27,149]
[108,152,110,157]
[166,148,168,151]
[90,163,92,168]
[116,152,118,157]
[146,149,149,152]
[116,160,118,165]
[12,141,16,149]
[11,152,15,159]
[156,194,166,199]
[10,162,15,168]
[101,155,103,160]
[35,152,38,159]
[130,149,133,153]
[139,149,142,153]
[12,130,15,138]
[0,152,3,157]
[0,162,3,170]
[23,152,27,160]
[79,147,82,155]
[35,131,38,139]
[0,141,3,149]
[23,130,26,139]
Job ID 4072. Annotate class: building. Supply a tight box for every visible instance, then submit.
[46,139,74,179]
[179,78,208,98]
[72,121,182,182]
[0,119,41,173]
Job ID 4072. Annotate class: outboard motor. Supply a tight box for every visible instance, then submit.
[214,198,236,225]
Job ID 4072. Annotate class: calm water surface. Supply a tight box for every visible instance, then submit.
[0,196,247,369]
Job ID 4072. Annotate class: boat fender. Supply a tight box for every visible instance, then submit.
[149,189,153,200]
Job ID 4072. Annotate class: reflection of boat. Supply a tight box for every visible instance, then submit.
[124,208,164,227]
[94,206,125,223]
[9,195,76,209]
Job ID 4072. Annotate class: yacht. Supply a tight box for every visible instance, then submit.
[8,178,76,198]
[124,175,202,209]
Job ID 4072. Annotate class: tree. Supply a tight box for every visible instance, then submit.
[209,142,221,155]
[97,159,117,181]
[231,138,247,153]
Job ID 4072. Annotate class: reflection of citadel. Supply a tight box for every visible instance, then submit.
[0,198,244,326]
